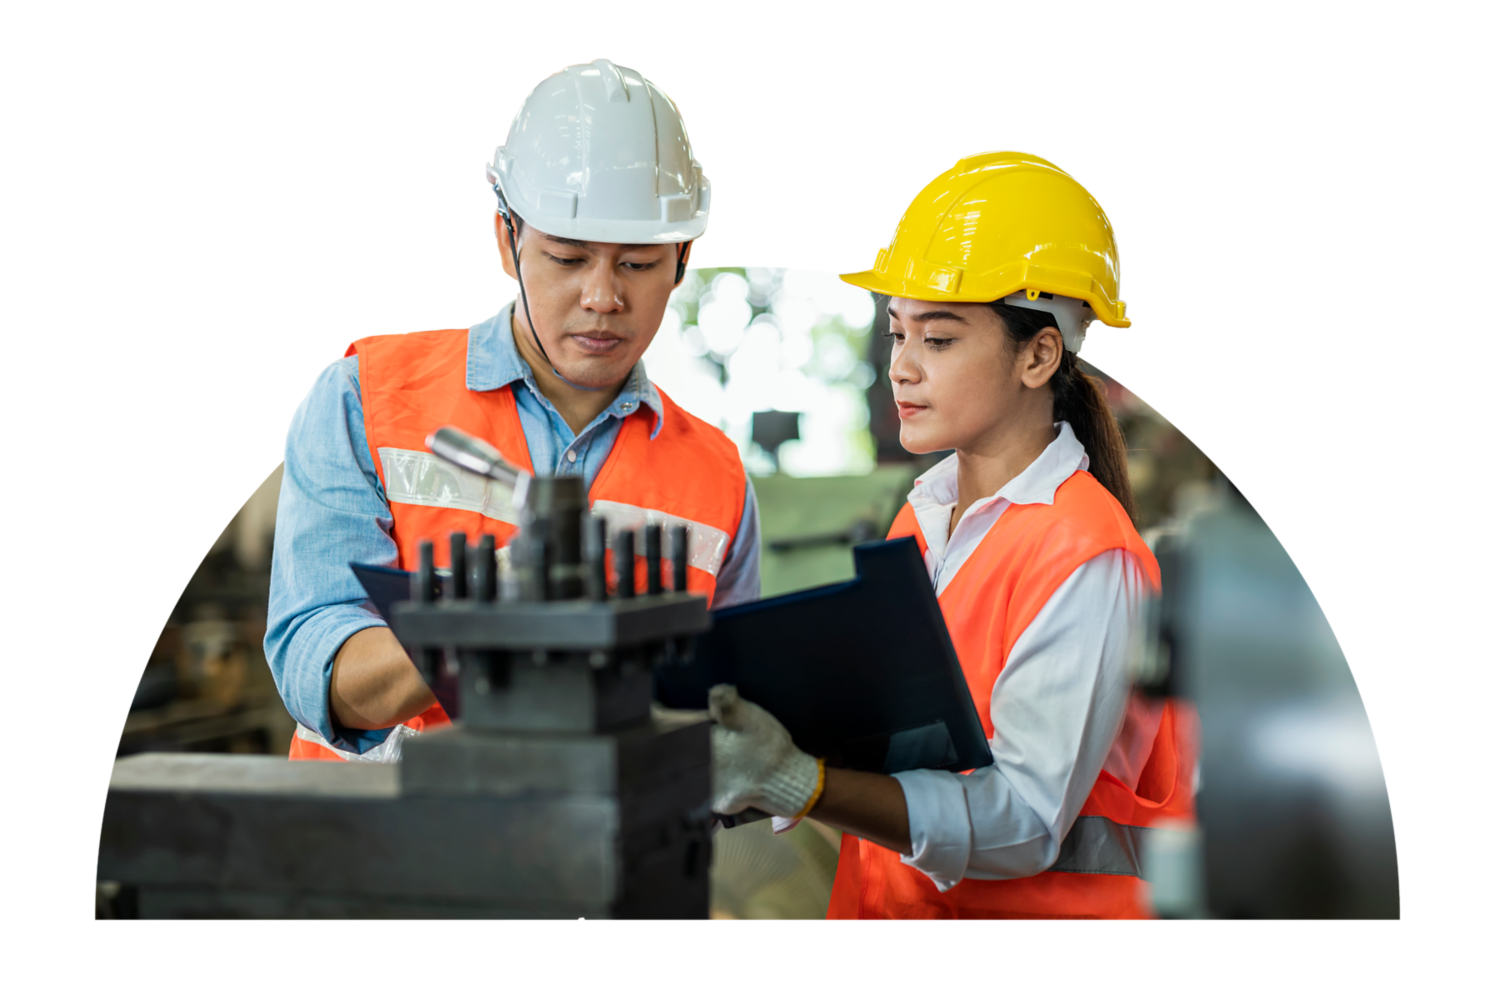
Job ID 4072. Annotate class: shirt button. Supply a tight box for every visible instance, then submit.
[622,402,634,411]
[566,449,577,463]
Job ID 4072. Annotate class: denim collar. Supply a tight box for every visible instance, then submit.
[466,302,664,439]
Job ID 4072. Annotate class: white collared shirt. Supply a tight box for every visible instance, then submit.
[892,422,1158,889]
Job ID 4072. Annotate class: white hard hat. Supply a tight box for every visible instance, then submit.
[487,58,710,244]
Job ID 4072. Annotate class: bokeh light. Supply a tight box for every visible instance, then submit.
[643,267,877,477]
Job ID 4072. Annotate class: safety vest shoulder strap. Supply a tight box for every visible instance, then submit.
[348,328,533,479]
[946,470,1160,677]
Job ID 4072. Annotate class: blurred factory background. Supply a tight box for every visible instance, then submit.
[118,268,1395,919]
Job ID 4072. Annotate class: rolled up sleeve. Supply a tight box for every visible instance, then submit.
[264,356,401,753]
[892,769,978,891]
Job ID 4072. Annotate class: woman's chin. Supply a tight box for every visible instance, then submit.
[898,430,951,456]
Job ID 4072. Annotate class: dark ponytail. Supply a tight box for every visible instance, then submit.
[988,301,1136,522]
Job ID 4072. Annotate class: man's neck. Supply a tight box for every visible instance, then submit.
[511,314,628,435]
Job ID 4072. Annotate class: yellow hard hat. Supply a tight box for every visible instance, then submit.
[841,151,1129,331]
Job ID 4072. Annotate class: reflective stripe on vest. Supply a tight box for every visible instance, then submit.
[1050,815,1147,878]
[378,446,523,525]
[590,499,731,577]
[372,453,732,577]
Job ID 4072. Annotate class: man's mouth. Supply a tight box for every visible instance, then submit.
[567,332,626,354]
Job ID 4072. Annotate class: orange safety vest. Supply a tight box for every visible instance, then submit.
[826,469,1197,919]
[289,326,747,761]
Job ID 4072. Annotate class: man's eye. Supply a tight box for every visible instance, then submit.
[546,253,584,266]
[622,261,657,271]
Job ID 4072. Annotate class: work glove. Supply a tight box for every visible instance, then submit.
[709,684,824,820]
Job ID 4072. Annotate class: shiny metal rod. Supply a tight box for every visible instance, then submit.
[425,426,531,495]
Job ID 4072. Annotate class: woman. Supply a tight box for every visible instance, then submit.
[709,152,1196,919]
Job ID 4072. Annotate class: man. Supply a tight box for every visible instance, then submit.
[265,59,760,761]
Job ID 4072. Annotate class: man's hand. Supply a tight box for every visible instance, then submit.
[708,684,823,818]
[328,627,436,730]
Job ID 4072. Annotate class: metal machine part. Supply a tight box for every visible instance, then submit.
[99,465,716,919]
[750,410,800,473]
[425,424,533,516]
[1139,486,1399,919]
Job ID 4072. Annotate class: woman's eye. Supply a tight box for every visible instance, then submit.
[924,337,954,349]
[884,330,904,342]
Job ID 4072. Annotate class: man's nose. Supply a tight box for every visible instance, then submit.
[580,262,625,313]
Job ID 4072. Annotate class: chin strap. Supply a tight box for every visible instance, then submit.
[494,184,606,393]
[495,184,692,391]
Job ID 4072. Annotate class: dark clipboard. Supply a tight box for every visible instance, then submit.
[349,562,440,623]
[656,536,993,776]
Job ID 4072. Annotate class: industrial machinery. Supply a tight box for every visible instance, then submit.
[98,432,716,918]
[1139,485,1400,919]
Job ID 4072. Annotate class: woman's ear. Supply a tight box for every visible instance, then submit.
[1020,327,1065,389]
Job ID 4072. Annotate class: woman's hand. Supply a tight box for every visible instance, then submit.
[708,685,823,818]
[708,685,915,855]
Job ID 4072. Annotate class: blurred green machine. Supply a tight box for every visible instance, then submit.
[753,464,923,597]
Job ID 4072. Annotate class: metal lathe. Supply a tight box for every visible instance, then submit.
[99,434,716,918]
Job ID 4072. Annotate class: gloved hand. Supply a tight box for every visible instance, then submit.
[709,684,824,819]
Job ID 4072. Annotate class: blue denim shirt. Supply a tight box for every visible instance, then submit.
[265,303,761,753]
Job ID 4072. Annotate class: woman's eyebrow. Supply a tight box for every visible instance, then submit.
[889,306,968,324]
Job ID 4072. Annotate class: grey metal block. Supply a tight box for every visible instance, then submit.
[390,593,709,650]
[108,752,397,797]
[401,719,710,799]
[101,784,618,904]
[98,750,712,918]
[457,653,653,733]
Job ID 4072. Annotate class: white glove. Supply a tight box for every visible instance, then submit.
[709,684,823,819]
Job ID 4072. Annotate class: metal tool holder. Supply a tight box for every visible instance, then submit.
[98,470,715,919]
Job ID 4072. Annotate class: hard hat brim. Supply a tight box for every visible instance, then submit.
[513,209,707,245]
[839,269,1130,328]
